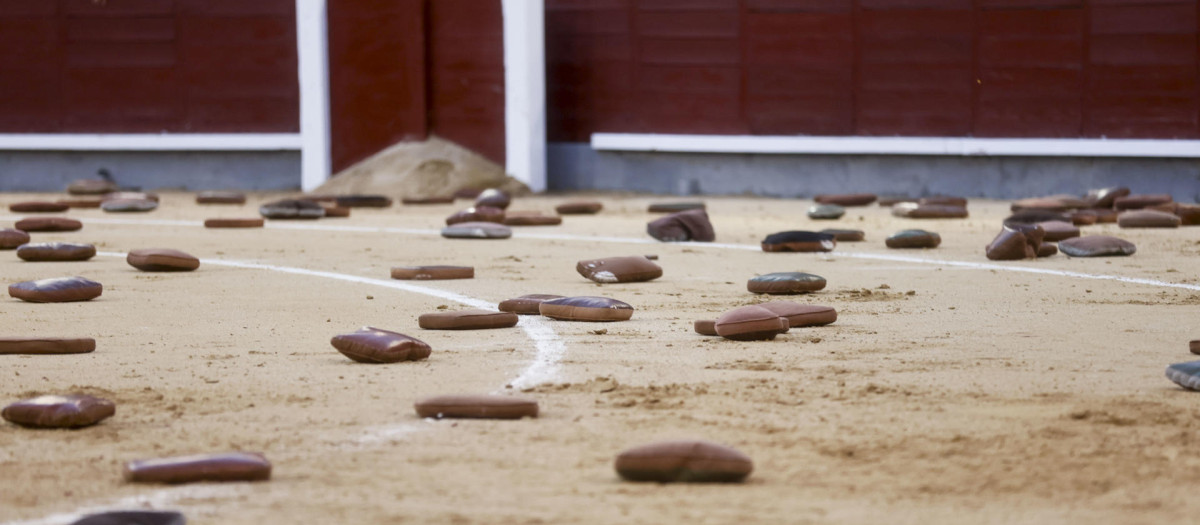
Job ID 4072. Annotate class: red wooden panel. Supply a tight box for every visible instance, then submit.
[1090,35,1196,66]
[747,0,852,12]
[637,0,737,9]
[546,35,634,64]
[66,18,176,43]
[546,8,630,36]
[860,0,971,9]
[0,68,62,131]
[638,65,741,93]
[978,0,1081,8]
[639,38,741,65]
[67,42,176,68]
[61,0,174,16]
[635,11,739,37]
[63,68,185,132]
[178,0,294,16]
[0,1,56,15]
[428,0,505,163]
[1091,4,1196,35]
[0,18,60,67]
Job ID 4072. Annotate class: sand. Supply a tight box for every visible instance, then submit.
[2,192,1200,525]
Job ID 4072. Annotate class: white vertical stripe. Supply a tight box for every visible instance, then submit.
[502,0,547,192]
[296,0,332,192]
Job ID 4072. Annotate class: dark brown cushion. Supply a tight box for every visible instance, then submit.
[714,305,788,341]
[986,229,1035,261]
[0,228,31,249]
[474,188,512,210]
[555,201,603,214]
[9,201,69,213]
[1114,194,1172,210]
[15,217,82,232]
[401,196,455,205]
[814,193,876,206]
[1118,209,1182,229]
[760,231,835,252]
[1010,195,1086,212]
[390,265,474,280]
[441,222,512,239]
[756,301,837,327]
[1037,220,1081,241]
[1084,186,1130,208]
[67,179,118,195]
[0,337,95,355]
[503,211,562,226]
[414,395,539,419]
[1190,340,1200,355]
[124,452,272,484]
[204,218,264,228]
[1003,210,1070,227]
[647,209,715,242]
[1037,243,1058,257]
[1069,210,1099,225]
[1176,204,1200,225]
[539,296,634,322]
[693,320,717,336]
[1058,235,1136,257]
[576,256,663,283]
[335,195,392,208]
[126,249,200,272]
[807,204,845,220]
[446,206,505,225]
[103,192,159,202]
[17,242,96,262]
[101,199,158,213]
[885,229,941,249]
[498,294,565,314]
[9,276,103,302]
[918,196,967,207]
[453,187,483,199]
[57,198,103,209]
[747,272,826,294]
[2,394,115,428]
[819,229,864,242]
[647,201,705,213]
[196,191,246,204]
[330,327,431,363]
[321,205,351,218]
[70,511,185,525]
[892,203,968,219]
[615,440,753,483]
[418,309,519,330]
[260,199,325,219]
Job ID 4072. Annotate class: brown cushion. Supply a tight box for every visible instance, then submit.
[0,337,95,355]
[1003,210,1070,227]
[1037,243,1058,257]
[414,395,539,419]
[747,272,826,294]
[9,201,69,213]
[15,217,82,232]
[503,211,562,226]
[127,249,201,272]
[0,228,31,249]
[1118,209,1182,229]
[196,191,246,204]
[1190,340,1200,355]
[57,198,103,209]
[453,187,483,199]
[807,204,845,220]
[1114,194,1172,210]
[647,209,715,242]
[539,296,634,322]
[390,265,474,280]
[647,201,705,213]
[446,206,505,225]
[419,309,519,330]
[2,394,115,428]
[886,229,941,249]
[498,294,565,314]
[124,452,272,484]
[17,242,96,262]
[1069,210,1099,225]
[260,199,324,219]
[9,277,103,303]
[1058,235,1136,257]
[714,305,789,341]
[760,231,835,252]
[1036,220,1081,241]
[321,205,351,218]
[814,193,876,206]
[101,198,158,213]
[919,196,968,207]
[693,320,717,336]
[70,511,185,525]
[892,203,968,219]
[300,195,338,203]
[474,188,512,210]
[615,440,753,483]
[756,302,837,327]
[986,229,1035,260]
[330,327,431,363]
[577,256,663,283]
[103,192,159,203]
[1084,186,1130,208]
[335,195,393,208]
[204,218,264,228]
[556,201,603,214]
[441,222,512,239]
[877,196,913,206]
[1010,195,1087,212]
[401,196,455,205]
[67,179,118,195]
[1174,204,1200,225]
[819,229,864,242]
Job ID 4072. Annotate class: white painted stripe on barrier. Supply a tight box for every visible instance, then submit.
[2,253,566,525]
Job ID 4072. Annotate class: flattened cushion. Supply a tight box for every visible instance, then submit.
[693,320,717,336]
[418,309,519,330]
[576,256,663,283]
[819,229,864,242]
[807,204,845,220]
[503,211,562,226]
[1058,235,1136,257]
[17,242,96,262]
[101,199,157,213]
[2,394,115,428]
[0,337,95,355]
[761,231,835,253]
[330,327,431,363]
[414,395,539,419]
[1036,220,1081,241]
[647,209,715,242]
[260,199,325,219]
[1118,209,1182,228]
[196,191,246,204]
[0,228,30,249]
[9,276,102,303]
[1114,194,1172,210]
[615,440,753,483]
[67,179,118,195]
[123,452,272,484]
[446,206,505,225]
[441,222,512,239]
[714,305,788,341]
[756,301,837,327]
[498,294,565,315]
[814,193,876,206]
[892,203,968,219]
[335,195,393,208]
[9,201,69,213]
[1084,186,1130,208]
[539,296,634,322]
[70,511,185,525]
[401,196,455,205]
[556,201,603,214]
[390,265,474,280]
[747,272,826,294]
[474,189,512,210]
[885,230,941,249]
[126,249,200,272]
[648,202,705,213]
[204,218,264,228]
[15,217,82,232]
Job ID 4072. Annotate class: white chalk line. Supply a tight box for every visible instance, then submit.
[3,252,565,525]
[24,215,1198,292]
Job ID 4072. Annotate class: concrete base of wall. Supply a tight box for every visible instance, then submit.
[0,151,301,192]
[548,142,1200,202]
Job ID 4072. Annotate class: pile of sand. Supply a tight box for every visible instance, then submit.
[315,136,530,198]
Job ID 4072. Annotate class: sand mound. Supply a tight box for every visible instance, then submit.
[315,136,529,197]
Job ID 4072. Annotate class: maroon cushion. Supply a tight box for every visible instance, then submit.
[615,440,753,483]
[124,452,272,484]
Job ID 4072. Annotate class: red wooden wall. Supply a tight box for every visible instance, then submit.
[0,0,299,133]
[546,0,1200,141]
[427,0,506,166]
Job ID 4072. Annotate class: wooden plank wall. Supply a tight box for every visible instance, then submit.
[546,0,1200,140]
[427,0,506,164]
[0,0,299,133]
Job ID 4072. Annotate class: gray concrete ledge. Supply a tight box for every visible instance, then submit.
[0,151,301,192]
[548,142,1200,202]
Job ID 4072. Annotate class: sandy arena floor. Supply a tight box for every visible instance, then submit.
[2,192,1200,525]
